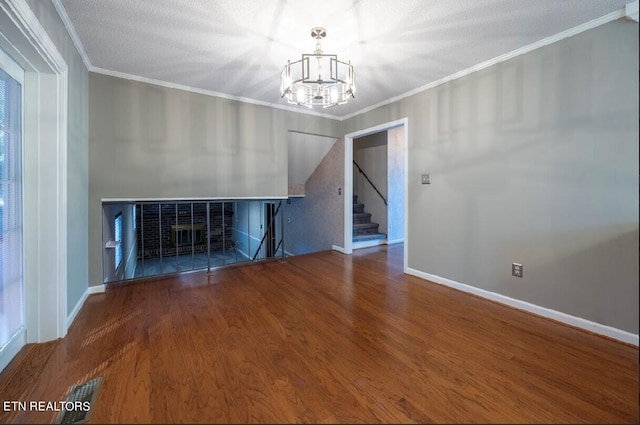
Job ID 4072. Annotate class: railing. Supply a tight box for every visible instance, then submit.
[101,198,287,284]
[252,200,284,261]
[353,160,387,206]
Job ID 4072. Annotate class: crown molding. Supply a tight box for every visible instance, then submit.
[3,0,67,73]
[51,1,627,122]
[51,0,92,70]
[90,67,343,121]
[341,7,627,121]
[51,0,339,119]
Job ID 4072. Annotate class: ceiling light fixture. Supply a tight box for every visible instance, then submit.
[280,27,355,108]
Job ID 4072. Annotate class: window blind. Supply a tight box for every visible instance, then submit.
[0,65,24,349]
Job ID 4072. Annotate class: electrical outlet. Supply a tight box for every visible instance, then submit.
[421,174,431,184]
[512,263,523,278]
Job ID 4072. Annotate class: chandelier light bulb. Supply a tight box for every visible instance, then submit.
[296,87,305,103]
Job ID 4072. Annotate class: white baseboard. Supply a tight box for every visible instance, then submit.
[332,245,347,254]
[353,239,387,250]
[406,268,639,346]
[385,238,404,245]
[0,327,26,373]
[235,248,251,260]
[233,229,260,259]
[66,284,106,329]
[88,284,106,295]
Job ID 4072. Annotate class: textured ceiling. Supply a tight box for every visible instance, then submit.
[58,0,630,119]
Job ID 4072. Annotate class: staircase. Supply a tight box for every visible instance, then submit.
[353,195,386,243]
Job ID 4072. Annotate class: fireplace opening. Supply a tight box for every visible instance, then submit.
[171,223,205,247]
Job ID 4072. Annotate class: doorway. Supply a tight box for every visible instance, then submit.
[343,118,408,272]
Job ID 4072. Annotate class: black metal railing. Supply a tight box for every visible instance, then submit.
[252,200,284,261]
[353,160,387,206]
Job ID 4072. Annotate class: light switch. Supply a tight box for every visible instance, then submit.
[421,174,431,184]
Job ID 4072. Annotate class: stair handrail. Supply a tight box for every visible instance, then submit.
[252,201,282,261]
[353,160,388,206]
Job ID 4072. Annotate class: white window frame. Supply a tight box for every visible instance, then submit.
[0,0,69,345]
[0,45,25,372]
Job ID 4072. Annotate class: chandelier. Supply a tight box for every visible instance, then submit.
[280,27,356,108]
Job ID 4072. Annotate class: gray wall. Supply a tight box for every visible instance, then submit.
[288,132,337,190]
[343,19,639,334]
[283,138,344,255]
[354,132,388,234]
[25,0,89,315]
[88,73,341,285]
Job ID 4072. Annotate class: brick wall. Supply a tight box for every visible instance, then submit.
[136,202,234,259]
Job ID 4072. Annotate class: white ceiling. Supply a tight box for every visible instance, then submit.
[58,0,631,119]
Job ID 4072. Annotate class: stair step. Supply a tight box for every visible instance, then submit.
[353,212,372,224]
[353,233,387,243]
[353,203,365,214]
[353,222,380,235]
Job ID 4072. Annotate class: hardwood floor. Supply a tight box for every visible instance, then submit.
[0,341,59,424]
[1,244,638,423]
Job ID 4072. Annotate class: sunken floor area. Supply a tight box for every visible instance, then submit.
[1,244,638,423]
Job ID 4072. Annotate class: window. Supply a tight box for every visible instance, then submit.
[0,53,24,356]
[114,213,122,270]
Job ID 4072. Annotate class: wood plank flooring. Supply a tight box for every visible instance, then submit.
[0,341,59,424]
[1,244,638,423]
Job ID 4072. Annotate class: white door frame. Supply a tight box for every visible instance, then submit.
[343,117,409,272]
[0,0,69,344]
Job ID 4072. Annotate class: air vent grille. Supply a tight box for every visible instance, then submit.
[55,377,102,424]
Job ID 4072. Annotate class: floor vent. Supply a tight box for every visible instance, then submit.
[55,377,102,424]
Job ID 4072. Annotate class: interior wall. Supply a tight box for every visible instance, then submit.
[354,132,388,234]
[88,73,341,285]
[288,132,337,196]
[232,201,249,258]
[124,204,137,279]
[23,0,89,316]
[283,138,344,255]
[342,19,639,334]
[232,201,264,260]
[387,127,405,243]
